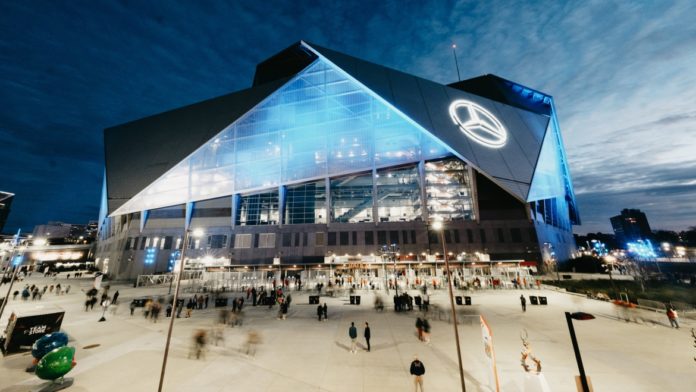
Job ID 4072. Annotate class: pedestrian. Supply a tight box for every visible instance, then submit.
[13,290,19,300]
[245,330,261,357]
[666,306,679,329]
[349,322,358,353]
[190,329,207,359]
[416,318,424,341]
[166,303,172,317]
[317,304,323,321]
[205,294,209,309]
[410,355,425,392]
[422,319,431,343]
[364,322,371,352]
[251,287,257,306]
[112,290,120,304]
[232,298,238,313]
[323,302,328,321]
[520,294,527,312]
[65,285,71,294]
[130,300,136,316]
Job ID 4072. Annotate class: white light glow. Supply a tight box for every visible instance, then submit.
[449,100,507,148]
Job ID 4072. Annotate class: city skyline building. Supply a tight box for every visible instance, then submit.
[610,208,653,245]
[94,41,580,279]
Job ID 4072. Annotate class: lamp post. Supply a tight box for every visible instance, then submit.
[158,228,204,392]
[379,244,399,296]
[0,237,29,323]
[432,220,466,392]
[565,311,595,392]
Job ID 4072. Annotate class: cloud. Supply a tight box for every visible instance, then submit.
[1,0,695,235]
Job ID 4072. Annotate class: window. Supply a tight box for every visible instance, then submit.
[377,231,386,245]
[331,172,373,223]
[285,181,327,224]
[411,230,417,244]
[140,237,147,250]
[424,157,475,221]
[133,237,140,250]
[352,231,357,245]
[206,235,227,249]
[467,229,473,243]
[389,231,399,244]
[125,237,133,250]
[315,232,325,247]
[295,233,300,247]
[480,229,487,243]
[402,230,409,244]
[234,234,252,249]
[454,230,461,243]
[365,231,374,245]
[302,233,308,247]
[444,230,452,244]
[376,164,421,222]
[339,232,349,246]
[258,233,276,248]
[236,190,279,226]
[328,232,337,246]
[428,230,439,245]
[163,236,173,250]
[282,233,292,247]
[497,228,505,243]
[510,228,522,243]
[175,237,183,250]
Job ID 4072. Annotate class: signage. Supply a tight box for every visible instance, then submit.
[449,100,507,148]
[2,311,65,355]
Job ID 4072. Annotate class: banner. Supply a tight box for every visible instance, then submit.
[480,315,501,392]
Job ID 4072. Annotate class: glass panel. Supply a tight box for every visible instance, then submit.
[236,190,279,226]
[285,180,326,224]
[330,172,373,223]
[376,164,422,222]
[424,157,475,221]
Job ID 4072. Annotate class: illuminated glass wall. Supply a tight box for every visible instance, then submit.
[330,172,373,223]
[113,57,449,216]
[236,190,279,226]
[376,164,422,222]
[424,158,475,221]
[285,181,326,224]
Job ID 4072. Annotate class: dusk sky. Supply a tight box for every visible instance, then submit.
[1,0,695,235]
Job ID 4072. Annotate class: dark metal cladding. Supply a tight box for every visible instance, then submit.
[252,41,317,87]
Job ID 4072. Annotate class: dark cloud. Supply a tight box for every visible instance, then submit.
[1,0,695,234]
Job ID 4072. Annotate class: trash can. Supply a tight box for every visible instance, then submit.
[455,296,463,305]
[539,296,547,305]
[530,296,539,305]
[355,295,361,305]
[215,298,228,307]
[350,295,356,305]
[465,296,472,305]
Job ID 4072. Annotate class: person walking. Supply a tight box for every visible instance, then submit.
[667,306,680,329]
[322,302,328,321]
[520,294,527,312]
[364,322,371,352]
[416,317,424,341]
[410,355,425,392]
[348,322,358,353]
[317,304,323,321]
[112,290,120,304]
[129,300,136,316]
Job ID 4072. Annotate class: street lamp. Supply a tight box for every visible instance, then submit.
[432,219,466,392]
[158,228,204,392]
[378,244,399,296]
[0,237,28,323]
[565,311,595,392]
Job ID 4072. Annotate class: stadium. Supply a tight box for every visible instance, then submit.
[95,41,580,282]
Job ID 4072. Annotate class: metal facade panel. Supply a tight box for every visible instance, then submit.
[104,78,289,213]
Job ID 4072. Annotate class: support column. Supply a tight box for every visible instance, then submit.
[325,178,331,228]
[372,167,379,226]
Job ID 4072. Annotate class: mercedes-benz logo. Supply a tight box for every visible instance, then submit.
[448,100,507,148]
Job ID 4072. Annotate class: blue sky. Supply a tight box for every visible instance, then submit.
[1,0,695,234]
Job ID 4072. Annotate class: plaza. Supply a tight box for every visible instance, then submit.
[1,272,693,391]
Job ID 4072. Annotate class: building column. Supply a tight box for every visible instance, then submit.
[372,167,379,226]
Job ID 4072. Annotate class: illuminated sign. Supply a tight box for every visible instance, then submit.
[449,100,507,148]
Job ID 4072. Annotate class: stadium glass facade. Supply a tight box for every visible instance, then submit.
[95,41,579,280]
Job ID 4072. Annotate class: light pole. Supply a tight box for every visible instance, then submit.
[0,237,29,323]
[378,244,399,296]
[158,228,204,392]
[565,312,594,392]
[432,220,466,392]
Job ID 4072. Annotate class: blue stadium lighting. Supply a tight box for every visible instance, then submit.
[145,247,157,264]
[12,254,23,266]
[626,240,656,258]
[168,251,180,272]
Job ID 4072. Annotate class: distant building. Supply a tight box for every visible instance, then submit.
[0,191,14,233]
[610,209,652,245]
[32,221,98,245]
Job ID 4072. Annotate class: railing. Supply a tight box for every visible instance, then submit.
[135,271,204,288]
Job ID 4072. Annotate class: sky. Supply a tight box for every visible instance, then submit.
[1,0,695,235]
